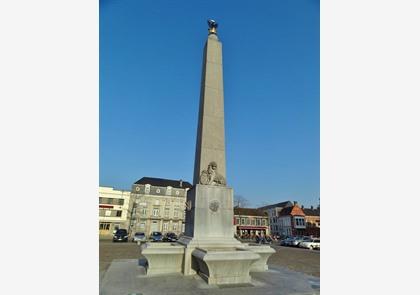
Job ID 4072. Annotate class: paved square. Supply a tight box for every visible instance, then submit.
[100,241,320,294]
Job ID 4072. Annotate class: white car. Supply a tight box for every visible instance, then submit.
[299,238,320,250]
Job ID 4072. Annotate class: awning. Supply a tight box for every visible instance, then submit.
[237,226,267,230]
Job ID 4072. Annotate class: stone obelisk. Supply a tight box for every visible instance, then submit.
[178,20,242,276]
[142,21,275,284]
[193,20,227,185]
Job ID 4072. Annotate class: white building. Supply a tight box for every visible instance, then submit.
[99,186,133,237]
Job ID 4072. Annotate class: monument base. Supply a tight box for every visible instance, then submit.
[139,184,276,285]
[192,247,260,285]
[140,243,184,275]
[244,244,276,272]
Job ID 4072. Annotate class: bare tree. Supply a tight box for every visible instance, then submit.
[234,195,250,208]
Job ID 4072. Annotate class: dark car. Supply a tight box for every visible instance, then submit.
[163,232,178,242]
[150,231,163,242]
[113,229,128,242]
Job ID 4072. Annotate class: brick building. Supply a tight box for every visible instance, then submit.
[303,206,320,237]
[233,207,270,237]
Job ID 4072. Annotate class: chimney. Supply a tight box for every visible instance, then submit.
[293,201,298,206]
[301,205,304,209]
[179,179,183,188]
[311,206,314,210]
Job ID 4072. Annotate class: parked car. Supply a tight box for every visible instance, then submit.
[132,232,146,243]
[299,238,320,250]
[292,236,312,247]
[150,231,163,242]
[162,232,178,242]
[113,229,129,242]
[280,237,294,246]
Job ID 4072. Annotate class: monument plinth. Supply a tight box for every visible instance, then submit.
[141,20,275,285]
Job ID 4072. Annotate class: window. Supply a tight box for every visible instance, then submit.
[166,187,172,195]
[116,210,122,217]
[241,218,245,225]
[256,219,261,226]
[246,218,250,225]
[163,222,169,231]
[152,208,159,217]
[174,206,179,218]
[145,185,151,194]
[140,208,147,216]
[118,199,124,205]
[173,223,178,231]
[99,197,104,204]
[235,218,240,225]
[105,210,111,216]
[156,189,161,193]
[164,208,170,217]
[251,219,256,225]
[176,191,180,195]
[262,219,266,226]
[99,223,110,230]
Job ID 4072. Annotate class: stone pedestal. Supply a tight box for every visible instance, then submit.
[178,184,244,275]
[140,243,184,275]
[245,244,276,272]
[183,184,236,239]
[192,247,260,285]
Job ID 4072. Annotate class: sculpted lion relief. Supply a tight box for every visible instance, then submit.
[199,161,226,186]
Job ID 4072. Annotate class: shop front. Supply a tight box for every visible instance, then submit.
[236,226,269,238]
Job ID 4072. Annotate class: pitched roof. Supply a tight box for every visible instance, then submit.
[258,201,293,210]
[234,207,267,217]
[303,208,320,216]
[134,177,192,189]
[279,205,306,216]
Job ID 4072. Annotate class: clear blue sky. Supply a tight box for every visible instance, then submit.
[100,0,319,208]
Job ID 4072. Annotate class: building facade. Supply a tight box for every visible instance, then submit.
[278,203,306,237]
[303,206,320,237]
[259,201,293,236]
[99,186,133,237]
[233,207,270,237]
[130,177,192,236]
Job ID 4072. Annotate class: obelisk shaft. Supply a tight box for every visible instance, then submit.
[193,34,226,185]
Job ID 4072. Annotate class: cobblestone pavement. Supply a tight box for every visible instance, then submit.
[99,240,320,280]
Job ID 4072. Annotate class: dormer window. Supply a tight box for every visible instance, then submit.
[145,184,151,194]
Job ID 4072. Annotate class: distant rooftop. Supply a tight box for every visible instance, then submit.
[279,205,305,217]
[99,186,130,192]
[303,207,320,216]
[134,177,192,189]
[258,201,293,210]
[234,207,267,217]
